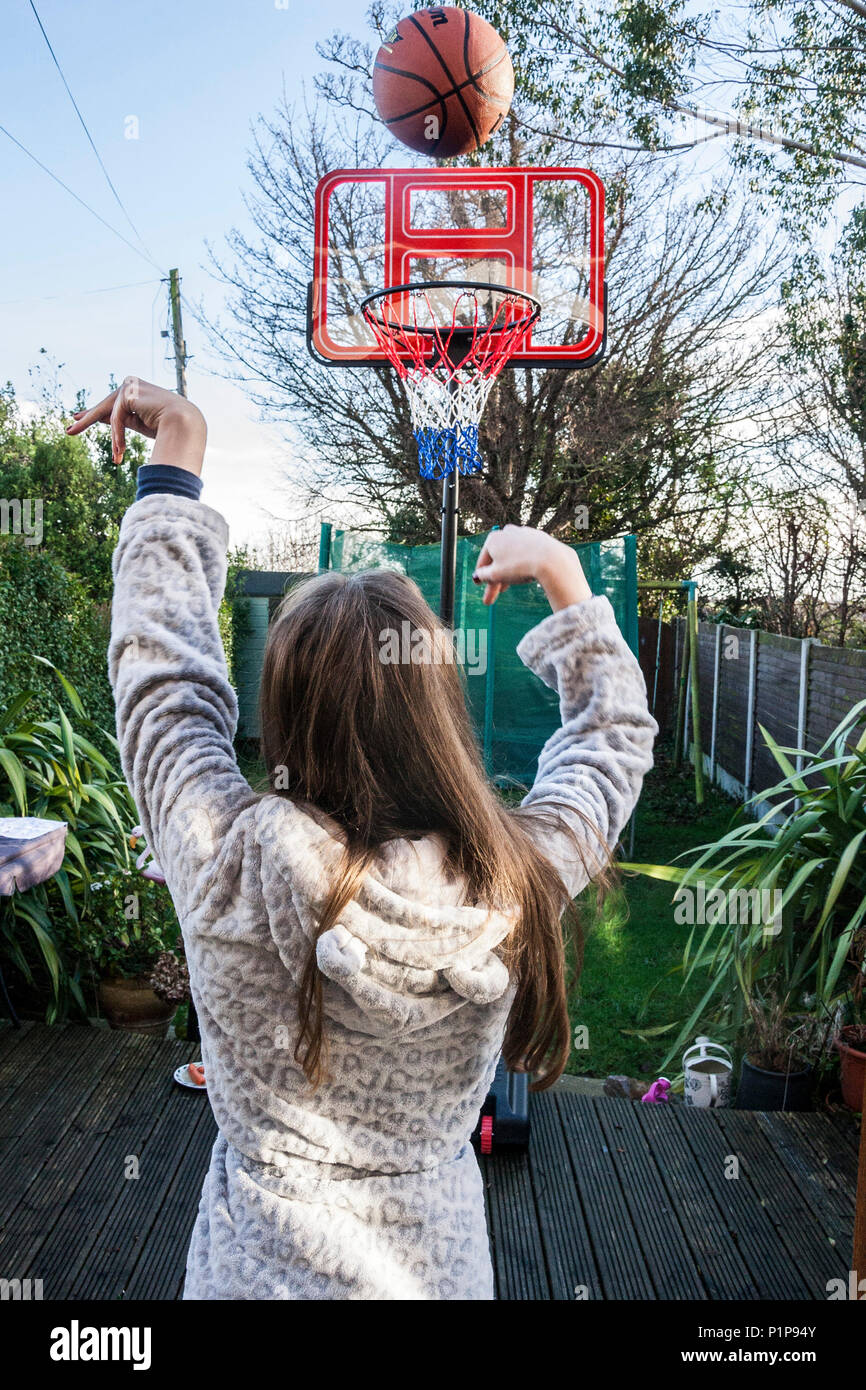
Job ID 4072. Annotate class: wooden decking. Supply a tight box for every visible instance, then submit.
[0,1022,858,1300]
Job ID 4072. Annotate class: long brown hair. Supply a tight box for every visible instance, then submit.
[259,568,611,1091]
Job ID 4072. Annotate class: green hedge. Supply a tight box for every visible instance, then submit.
[0,537,115,737]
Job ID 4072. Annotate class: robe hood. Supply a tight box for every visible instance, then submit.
[254,797,515,1037]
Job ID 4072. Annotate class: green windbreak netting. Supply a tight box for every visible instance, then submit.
[329,530,638,787]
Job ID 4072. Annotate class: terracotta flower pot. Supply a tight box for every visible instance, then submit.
[835,1031,866,1111]
[98,975,175,1037]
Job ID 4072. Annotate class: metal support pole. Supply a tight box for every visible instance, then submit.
[651,598,664,715]
[439,468,459,627]
[482,526,498,772]
[438,371,462,627]
[673,615,689,769]
[795,636,815,772]
[794,635,816,813]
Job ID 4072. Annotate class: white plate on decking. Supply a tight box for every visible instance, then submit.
[174,1062,207,1090]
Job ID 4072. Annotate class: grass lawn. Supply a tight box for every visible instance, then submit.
[568,743,740,1081]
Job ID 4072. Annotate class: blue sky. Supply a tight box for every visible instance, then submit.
[1,0,366,545]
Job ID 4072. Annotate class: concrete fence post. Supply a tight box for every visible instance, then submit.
[743,628,758,803]
[796,637,818,774]
[794,636,820,810]
[710,623,723,785]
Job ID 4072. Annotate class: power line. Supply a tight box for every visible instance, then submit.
[0,277,160,305]
[27,0,151,257]
[0,121,165,274]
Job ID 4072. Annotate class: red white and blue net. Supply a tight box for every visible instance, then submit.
[362,284,537,480]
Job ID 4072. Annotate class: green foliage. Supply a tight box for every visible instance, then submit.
[0,380,149,736]
[468,0,865,238]
[0,538,116,736]
[220,546,252,688]
[622,701,866,1067]
[0,667,141,1020]
[0,382,141,602]
[75,871,181,981]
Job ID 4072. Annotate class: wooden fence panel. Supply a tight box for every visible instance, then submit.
[671,622,866,808]
[753,633,802,795]
[807,647,866,750]
[715,626,752,786]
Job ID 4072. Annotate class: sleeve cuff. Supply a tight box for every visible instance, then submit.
[136,464,203,502]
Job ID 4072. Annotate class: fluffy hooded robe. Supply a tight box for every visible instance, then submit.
[109,496,657,1300]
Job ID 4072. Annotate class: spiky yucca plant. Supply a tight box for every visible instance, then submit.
[622,700,866,1068]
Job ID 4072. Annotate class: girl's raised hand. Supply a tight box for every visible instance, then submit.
[473,524,592,611]
[67,375,206,473]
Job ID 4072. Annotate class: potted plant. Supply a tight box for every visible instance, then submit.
[735,990,815,1111]
[834,929,866,1110]
[82,871,187,1035]
[622,701,866,1072]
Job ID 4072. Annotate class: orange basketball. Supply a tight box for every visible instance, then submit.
[373,7,514,159]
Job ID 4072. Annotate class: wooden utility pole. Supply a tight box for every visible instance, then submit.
[167,267,197,1051]
[168,268,188,398]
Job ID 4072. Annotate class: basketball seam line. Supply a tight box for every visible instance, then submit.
[376,56,512,127]
[462,9,509,110]
[374,62,449,153]
[407,11,481,149]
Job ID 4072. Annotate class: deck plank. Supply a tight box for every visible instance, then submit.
[19,1033,191,1296]
[753,1111,856,1264]
[526,1089,603,1301]
[593,1098,707,1299]
[0,1025,858,1301]
[482,1147,550,1300]
[122,1099,216,1300]
[554,1091,656,1299]
[669,1106,814,1298]
[714,1108,849,1295]
[0,1025,129,1225]
[0,1030,164,1276]
[68,1042,206,1300]
[636,1102,760,1299]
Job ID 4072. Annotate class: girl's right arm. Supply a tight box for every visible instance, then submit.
[474,527,658,900]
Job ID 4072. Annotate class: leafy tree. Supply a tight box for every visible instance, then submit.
[467,0,866,237]
[0,381,142,602]
[781,216,866,505]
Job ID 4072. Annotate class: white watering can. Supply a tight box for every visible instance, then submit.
[683,1036,733,1108]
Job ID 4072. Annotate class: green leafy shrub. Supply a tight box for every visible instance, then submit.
[0,666,141,1020]
[0,538,115,736]
[75,870,181,982]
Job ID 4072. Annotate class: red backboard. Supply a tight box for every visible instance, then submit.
[308,166,606,369]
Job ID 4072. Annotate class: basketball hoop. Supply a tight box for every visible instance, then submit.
[361,280,540,480]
